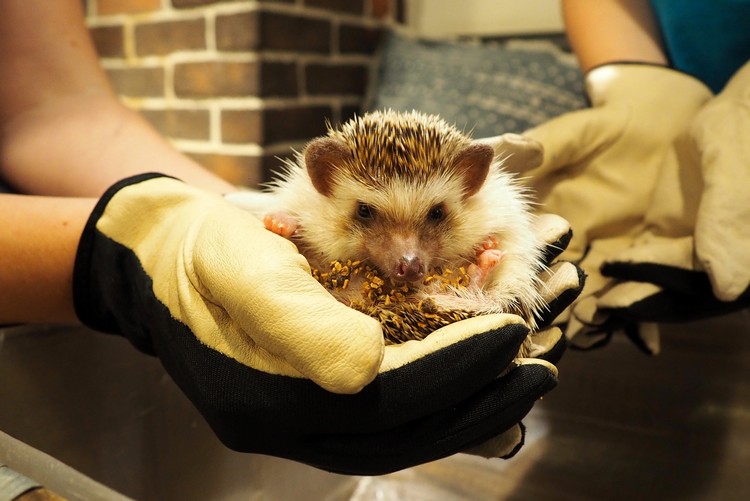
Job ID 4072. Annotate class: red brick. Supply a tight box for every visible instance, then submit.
[173,0,291,8]
[172,0,222,7]
[216,12,260,51]
[188,152,264,188]
[304,0,365,15]
[140,109,211,140]
[259,62,299,97]
[393,0,406,23]
[371,0,391,19]
[98,0,160,15]
[368,0,404,21]
[305,63,368,96]
[174,61,259,98]
[222,106,331,145]
[89,25,125,58]
[221,109,262,144]
[339,24,383,54]
[258,11,331,53]
[135,18,206,56]
[262,106,331,144]
[192,148,297,188]
[106,66,164,97]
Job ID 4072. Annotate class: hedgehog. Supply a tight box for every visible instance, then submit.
[232,110,547,353]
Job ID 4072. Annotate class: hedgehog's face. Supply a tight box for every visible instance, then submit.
[351,198,445,283]
[298,118,497,280]
[323,173,485,283]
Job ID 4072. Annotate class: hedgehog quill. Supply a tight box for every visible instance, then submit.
[234,110,548,354]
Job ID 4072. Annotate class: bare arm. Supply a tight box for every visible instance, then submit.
[0,0,236,196]
[0,196,96,324]
[562,0,668,73]
[0,0,239,323]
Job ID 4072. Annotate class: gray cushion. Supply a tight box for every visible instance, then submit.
[366,31,587,136]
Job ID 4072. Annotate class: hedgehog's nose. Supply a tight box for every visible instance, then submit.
[394,255,425,283]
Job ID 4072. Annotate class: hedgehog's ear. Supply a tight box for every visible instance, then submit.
[304,137,350,197]
[453,142,493,199]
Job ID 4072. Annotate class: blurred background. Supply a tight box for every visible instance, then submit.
[2,1,749,499]
[79,0,565,187]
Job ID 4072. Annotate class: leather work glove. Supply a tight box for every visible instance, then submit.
[73,174,583,474]
[511,64,713,350]
[579,61,750,351]
[521,64,713,261]
[691,60,750,301]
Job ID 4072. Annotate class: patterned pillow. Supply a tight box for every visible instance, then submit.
[366,31,587,136]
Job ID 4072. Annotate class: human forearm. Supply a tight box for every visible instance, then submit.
[562,0,668,72]
[0,0,236,197]
[0,195,96,324]
[1,93,236,197]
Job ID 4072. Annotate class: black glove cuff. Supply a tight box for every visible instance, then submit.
[72,173,173,351]
[602,260,750,322]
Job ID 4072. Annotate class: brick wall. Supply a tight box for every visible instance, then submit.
[84,0,401,187]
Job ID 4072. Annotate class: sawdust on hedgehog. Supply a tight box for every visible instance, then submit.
[311,260,475,344]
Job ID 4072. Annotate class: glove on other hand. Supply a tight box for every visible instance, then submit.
[692,60,750,301]
[522,64,713,261]
[518,65,713,351]
[585,62,750,349]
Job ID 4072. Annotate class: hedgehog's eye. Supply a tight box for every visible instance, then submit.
[356,202,375,221]
[427,203,446,222]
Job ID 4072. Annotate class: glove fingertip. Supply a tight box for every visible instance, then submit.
[536,262,586,327]
[541,227,573,266]
[527,327,567,365]
[463,423,525,459]
[305,314,385,394]
[534,213,573,266]
[501,422,526,460]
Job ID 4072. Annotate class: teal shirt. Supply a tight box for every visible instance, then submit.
[650,0,750,92]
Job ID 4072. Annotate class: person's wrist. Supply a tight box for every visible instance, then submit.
[0,195,96,325]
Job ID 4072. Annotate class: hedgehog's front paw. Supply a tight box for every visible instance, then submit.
[475,235,499,255]
[263,212,298,238]
[468,248,506,287]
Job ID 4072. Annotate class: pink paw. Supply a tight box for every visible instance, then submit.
[263,212,298,238]
[468,248,506,287]
[476,235,499,255]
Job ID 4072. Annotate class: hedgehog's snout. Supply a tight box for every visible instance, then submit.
[374,232,429,283]
[393,254,425,283]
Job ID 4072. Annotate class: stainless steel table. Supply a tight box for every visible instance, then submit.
[2,312,749,500]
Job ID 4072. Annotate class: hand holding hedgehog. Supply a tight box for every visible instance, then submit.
[75,171,582,475]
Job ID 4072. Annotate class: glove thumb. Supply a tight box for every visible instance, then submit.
[523,105,629,179]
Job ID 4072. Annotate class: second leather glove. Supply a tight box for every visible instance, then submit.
[523,64,713,261]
